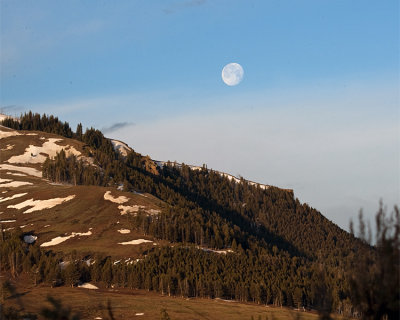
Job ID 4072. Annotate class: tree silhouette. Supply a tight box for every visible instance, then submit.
[348,205,399,319]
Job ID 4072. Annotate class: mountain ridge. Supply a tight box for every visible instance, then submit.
[0,111,369,317]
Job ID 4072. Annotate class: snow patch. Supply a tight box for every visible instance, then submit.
[24,235,37,243]
[0,178,12,183]
[111,139,131,157]
[7,195,75,213]
[59,261,70,269]
[0,192,27,203]
[200,247,233,255]
[1,144,14,151]
[0,114,10,121]
[0,130,21,139]
[6,171,27,176]
[104,191,129,204]
[146,209,161,215]
[7,138,81,164]
[78,283,98,290]
[118,204,145,215]
[0,164,42,177]
[157,161,272,190]
[40,230,92,247]
[0,220,16,223]
[118,239,153,245]
[117,229,131,234]
[135,313,144,316]
[0,181,33,188]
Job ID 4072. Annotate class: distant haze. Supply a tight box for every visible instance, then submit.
[110,81,399,232]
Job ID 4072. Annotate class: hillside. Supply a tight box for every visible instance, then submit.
[0,112,374,319]
[0,125,164,259]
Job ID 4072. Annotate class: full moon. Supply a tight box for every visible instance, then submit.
[222,63,244,86]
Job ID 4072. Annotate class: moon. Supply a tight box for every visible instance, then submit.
[222,63,244,86]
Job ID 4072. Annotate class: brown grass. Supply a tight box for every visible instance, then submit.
[4,279,326,320]
[1,129,164,259]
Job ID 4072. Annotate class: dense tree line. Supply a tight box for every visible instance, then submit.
[1,111,74,138]
[0,229,345,313]
[42,150,103,186]
[1,207,398,319]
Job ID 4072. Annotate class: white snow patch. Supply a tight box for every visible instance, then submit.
[7,138,81,164]
[7,195,75,213]
[0,130,21,139]
[59,261,70,269]
[26,133,37,136]
[1,144,14,151]
[0,164,42,177]
[44,224,50,228]
[117,228,131,234]
[111,139,131,157]
[104,191,129,204]
[200,247,233,255]
[6,171,27,176]
[84,258,94,266]
[156,160,271,190]
[146,209,160,215]
[118,239,153,245]
[0,178,12,183]
[24,235,37,243]
[135,313,144,316]
[118,204,145,215]
[0,192,27,203]
[0,220,16,223]
[40,230,92,247]
[78,283,98,290]
[0,181,33,188]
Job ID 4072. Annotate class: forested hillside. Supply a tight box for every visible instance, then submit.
[1,112,398,319]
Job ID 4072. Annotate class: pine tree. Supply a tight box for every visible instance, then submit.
[76,123,83,141]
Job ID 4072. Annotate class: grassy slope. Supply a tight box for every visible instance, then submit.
[4,276,328,320]
[0,128,164,259]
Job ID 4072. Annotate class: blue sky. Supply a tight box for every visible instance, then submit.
[1,0,399,231]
